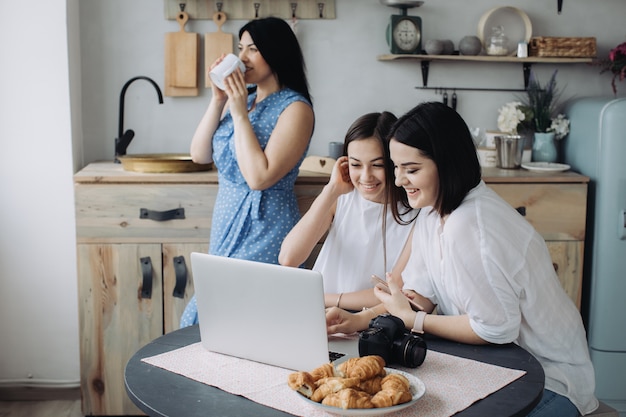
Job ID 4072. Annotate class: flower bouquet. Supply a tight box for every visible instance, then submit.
[497,70,569,140]
[497,70,570,163]
[599,42,626,95]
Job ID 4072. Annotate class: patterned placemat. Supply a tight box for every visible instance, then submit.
[142,342,525,417]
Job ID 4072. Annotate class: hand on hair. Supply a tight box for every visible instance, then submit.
[328,156,353,196]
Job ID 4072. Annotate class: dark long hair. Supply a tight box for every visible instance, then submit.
[343,112,414,225]
[388,102,481,218]
[239,17,312,104]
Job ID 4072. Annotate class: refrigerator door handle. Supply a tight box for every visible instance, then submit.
[619,210,626,240]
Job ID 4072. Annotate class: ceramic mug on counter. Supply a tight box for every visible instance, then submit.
[328,141,344,160]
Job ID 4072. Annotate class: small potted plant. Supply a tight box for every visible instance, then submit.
[497,70,569,163]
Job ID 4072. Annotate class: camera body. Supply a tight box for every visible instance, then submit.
[358,314,427,368]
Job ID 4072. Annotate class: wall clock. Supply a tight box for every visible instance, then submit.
[382,0,424,55]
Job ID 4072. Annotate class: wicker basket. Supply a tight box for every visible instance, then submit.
[529,37,596,58]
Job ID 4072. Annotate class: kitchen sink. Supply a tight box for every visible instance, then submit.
[118,153,213,173]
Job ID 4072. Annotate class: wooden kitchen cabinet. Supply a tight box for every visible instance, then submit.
[482,168,588,309]
[74,163,213,415]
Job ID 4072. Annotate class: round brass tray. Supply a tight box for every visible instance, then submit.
[118,153,213,173]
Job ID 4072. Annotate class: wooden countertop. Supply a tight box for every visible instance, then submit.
[74,162,589,185]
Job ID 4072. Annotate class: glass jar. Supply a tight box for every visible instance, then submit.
[486,25,509,56]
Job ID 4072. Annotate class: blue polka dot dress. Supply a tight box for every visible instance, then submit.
[180,88,312,327]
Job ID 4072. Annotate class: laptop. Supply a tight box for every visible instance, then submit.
[190,252,357,371]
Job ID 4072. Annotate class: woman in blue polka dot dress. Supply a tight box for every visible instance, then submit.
[181,17,315,327]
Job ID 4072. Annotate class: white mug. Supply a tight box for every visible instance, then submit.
[209,54,245,90]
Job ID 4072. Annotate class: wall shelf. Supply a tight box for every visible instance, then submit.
[377,54,594,90]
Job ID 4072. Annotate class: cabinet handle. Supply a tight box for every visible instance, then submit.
[172,256,187,299]
[516,206,526,216]
[139,208,185,221]
[140,257,153,299]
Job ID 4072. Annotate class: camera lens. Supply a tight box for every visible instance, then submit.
[393,333,427,368]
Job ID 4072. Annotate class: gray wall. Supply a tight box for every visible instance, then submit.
[0,0,624,386]
[79,0,626,164]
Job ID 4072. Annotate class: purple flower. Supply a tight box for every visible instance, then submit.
[600,42,626,95]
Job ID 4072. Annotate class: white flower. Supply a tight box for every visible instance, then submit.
[549,114,570,140]
[497,101,526,134]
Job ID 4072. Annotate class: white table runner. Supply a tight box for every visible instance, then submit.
[142,341,526,417]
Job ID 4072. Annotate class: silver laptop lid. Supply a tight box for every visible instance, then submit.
[191,252,331,371]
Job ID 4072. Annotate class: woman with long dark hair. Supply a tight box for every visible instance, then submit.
[279,112,417,310]
[182,17,314,327]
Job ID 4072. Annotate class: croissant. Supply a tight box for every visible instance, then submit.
[380,373,411,392]
[357,376,383,395]
[371,389,413,408]
[309,363,338,381]
[310,377,361,403]
[287,371,316,398]
[337,356,386,380]
[322,388,374,409]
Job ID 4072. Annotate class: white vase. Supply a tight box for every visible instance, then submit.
[532,132,558,162]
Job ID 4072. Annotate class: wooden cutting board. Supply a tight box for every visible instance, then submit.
[164,10,199,96]
[205,12,234,88]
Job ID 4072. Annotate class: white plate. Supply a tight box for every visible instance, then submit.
[521,162,571,172]
[295,368,426,416]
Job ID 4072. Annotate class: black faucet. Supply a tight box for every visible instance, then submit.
[115,76,164,162]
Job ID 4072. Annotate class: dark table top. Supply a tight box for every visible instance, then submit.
[125,325,544,417]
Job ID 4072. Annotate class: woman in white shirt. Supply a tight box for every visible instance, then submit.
[329,102,598,416]
[279,112,417,310]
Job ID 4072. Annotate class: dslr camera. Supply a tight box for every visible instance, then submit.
[358,314,427,368]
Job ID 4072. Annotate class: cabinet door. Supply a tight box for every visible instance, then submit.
[546,241,584,309]
[163,243,208,333]
[77,243,163,416]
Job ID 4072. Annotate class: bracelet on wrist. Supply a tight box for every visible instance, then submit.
[336,293,343,308]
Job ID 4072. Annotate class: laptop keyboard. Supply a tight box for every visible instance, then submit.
[329,351,345,362]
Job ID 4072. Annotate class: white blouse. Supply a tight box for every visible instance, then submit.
[402,181,598,415]
[313,189,416,294]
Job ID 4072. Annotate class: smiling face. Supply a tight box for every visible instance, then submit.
[347,138,387,203]
[390,139,439,209]
[238,31,274,86]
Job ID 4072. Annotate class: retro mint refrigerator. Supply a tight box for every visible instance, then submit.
[563,97,626,416]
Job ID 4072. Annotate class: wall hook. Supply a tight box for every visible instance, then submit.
[216,2,222,12]
[254,3,260,18]
[318,2,325,18]
[178,3,186,12]
[291,3,297,19]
